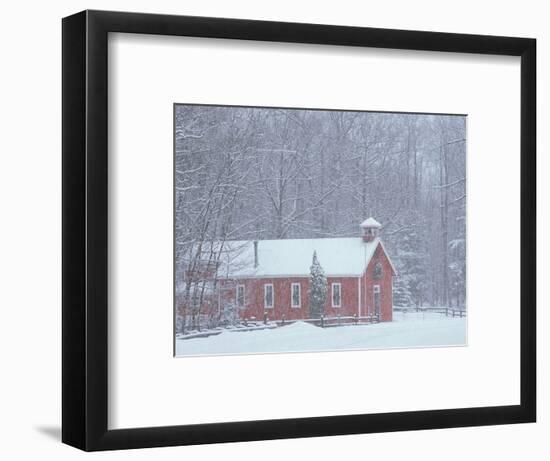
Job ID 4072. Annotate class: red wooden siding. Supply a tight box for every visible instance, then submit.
[223,276,359,321]
[362,244,394,321]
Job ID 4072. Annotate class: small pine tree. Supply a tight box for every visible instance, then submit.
[394,223,428,307]
[393,276,414,308]
[448,237,466,308]
[308,251,327,319]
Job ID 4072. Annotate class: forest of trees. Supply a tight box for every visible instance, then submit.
[175,104,466,331]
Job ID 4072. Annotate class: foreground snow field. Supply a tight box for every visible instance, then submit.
[175,312,467,357]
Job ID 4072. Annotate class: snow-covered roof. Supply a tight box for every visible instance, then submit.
[216,237,388,278]
[360,217,382,228]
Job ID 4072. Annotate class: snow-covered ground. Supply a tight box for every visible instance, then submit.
[175,311,467,357]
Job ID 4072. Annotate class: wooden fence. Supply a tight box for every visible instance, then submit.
[273,313,380,328]
[177,308,467,341]
[393,306,467,317]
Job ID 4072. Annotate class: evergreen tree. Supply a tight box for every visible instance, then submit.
[393,222,429,307]
[393,276,414,307]
[308,251,327,318]
[448,237,466,308]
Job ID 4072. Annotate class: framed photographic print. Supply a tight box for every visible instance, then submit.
[62,10,536,451]
[173,104,467,357]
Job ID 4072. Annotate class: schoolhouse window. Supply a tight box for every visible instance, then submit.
[236,284,245,308]
[264,284,274,308]
[291,283,301,308]
[332,283,342,308]
[374,262,383,280]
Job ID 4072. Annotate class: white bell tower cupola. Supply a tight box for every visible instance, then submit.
[360,217,381,242]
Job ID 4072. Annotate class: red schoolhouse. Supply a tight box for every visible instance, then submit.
[219,218,396,322]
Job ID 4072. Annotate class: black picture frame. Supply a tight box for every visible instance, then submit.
[62,10,536,451]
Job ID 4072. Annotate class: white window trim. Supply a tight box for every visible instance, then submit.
[291,282,301,308]
[332,282,342,308]
[236,284,245,308]
[264,283,274,309]
[373,284,380,293]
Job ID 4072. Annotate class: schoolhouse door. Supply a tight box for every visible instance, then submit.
[373,285,381,317]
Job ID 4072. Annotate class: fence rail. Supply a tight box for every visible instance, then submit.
[393,306,467,317]
[275,313,380,328]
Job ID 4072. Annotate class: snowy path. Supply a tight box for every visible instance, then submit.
[175,312,467,357]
